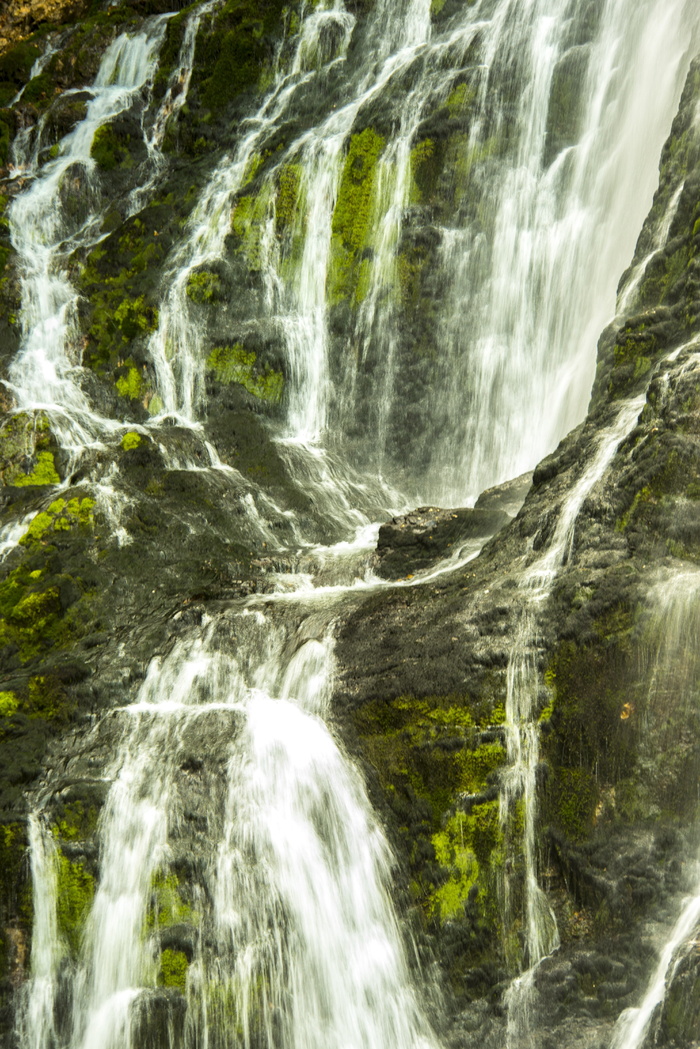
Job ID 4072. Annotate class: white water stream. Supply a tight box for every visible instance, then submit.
[7,26,167,459]
[609,569,700,1049]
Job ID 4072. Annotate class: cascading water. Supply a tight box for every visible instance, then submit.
[7,26,167,458]
[5,0,700,1047]
[18,607,442,1049]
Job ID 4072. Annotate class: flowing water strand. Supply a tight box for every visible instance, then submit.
[64,638,233,1049]
[10,37,62,109]
[420,0,699,505]
[147,2,356,423]
[262,0,431,448]
[15,814,63,1049]
[210,613,440,1049]
[609,569,700,1049]
[24,594,441,1049]
[500,391,648,1044]
[128,1,224,216]
[342,18,489,481]
[7,26,166,460]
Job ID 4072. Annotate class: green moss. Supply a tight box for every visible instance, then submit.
[328,128,386,303]
[0,579,62,662]
[148,872,192,929]
[26,675,75,722]
[431,817,479,919]
[0,413,61,487]
[115,366,143,400]
[121,431,142,451]
[0,691,18,716]
[56,851,94,955]
[186,270,221,303]
[54,801,99,843]
[230,186,273,270]
[79,217,166,373]
[159,948,189,989]
[90,123,133,171]
[459,742,506,793]
[276,163,302,233]
[11,451,60,488]
[445,83,474,114]
[207,344,284,402]
[20,498,95,547]
[430,802,503,920]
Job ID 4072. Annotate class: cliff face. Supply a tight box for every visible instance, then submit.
[336,55,700,1047]
[0,1,698,1047]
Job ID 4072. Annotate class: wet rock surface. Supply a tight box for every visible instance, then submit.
[375,506,511,579]
[0,2,698,1048]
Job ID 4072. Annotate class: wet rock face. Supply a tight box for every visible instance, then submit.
[334,53,700,1043]
[0,0,698,1045]
[375,506,511,579]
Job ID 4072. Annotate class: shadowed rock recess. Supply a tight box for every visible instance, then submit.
[1,1,700,1048]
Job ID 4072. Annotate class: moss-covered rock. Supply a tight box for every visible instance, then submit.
[328,127,385,303]
[206,344,283,403]
[0,412,62,488]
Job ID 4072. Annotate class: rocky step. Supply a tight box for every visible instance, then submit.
[375,505,512,580]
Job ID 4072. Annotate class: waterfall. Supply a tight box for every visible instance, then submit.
[7,24,167,459]
[5,0,700,1046]
[15,815,62,1049]
[20,608,440,1049]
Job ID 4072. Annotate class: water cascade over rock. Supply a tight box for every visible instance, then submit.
[0,1,700,1048]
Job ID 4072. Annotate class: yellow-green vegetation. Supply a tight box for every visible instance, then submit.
[409,138,436,205]
[207,344,284,402]
[459,741,506,793]
[56,850,95,955]
[0,498,95,662]
[147,871,192,929]
[159,948,189,989]
[25,675,75,721]
[231,186,273,270]
[13,451,60,487]
[431,802,502,919]
[90,124,133,171]
[121,431,143,451]
[445,82,475,114]
[328,128,386,303]
[0,412,61,487]
[352,691,508,922]
[20,498,95,548]
[186,270,222,304]
[0,572,62,662]
[79,218,163,374]
[276,163,303,233]
[115,365,144,400]
[54,801,99,843]
[0,690,18,716]
[196,0,290,111]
